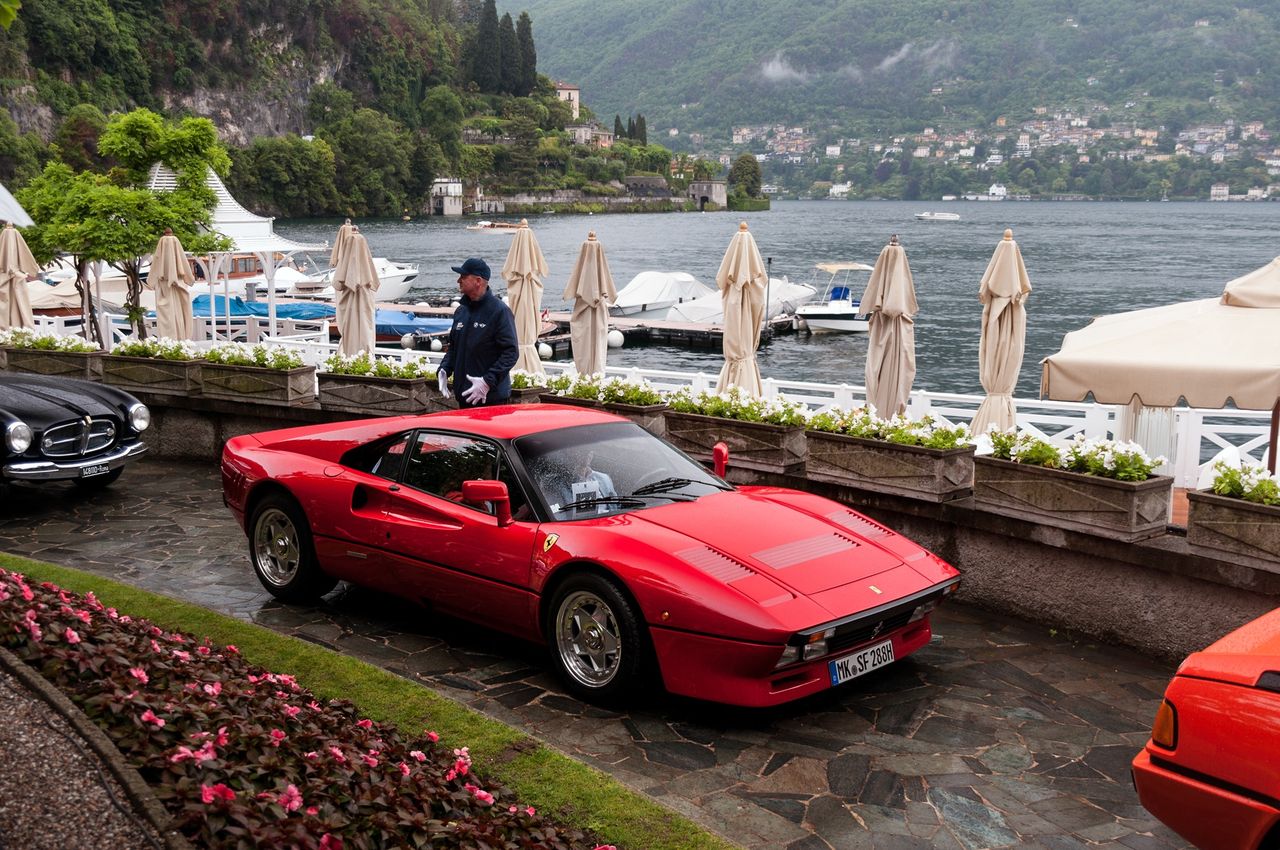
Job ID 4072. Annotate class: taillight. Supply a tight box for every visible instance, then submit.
[1150,699,1177,749]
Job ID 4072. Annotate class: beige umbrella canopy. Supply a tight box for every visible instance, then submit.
[715,222,768,396]
[502,219,550,374]
[971,229,1033,434]
[333,228,380,356]
[147,229,196,340]
[330,218,355,272]
[0,223,39,331]
[562,231,618,376]
[860,235,919,417]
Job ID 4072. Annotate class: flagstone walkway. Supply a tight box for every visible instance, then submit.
[0,459,1191,850]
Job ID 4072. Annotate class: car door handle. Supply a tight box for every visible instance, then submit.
[388,484,400,492]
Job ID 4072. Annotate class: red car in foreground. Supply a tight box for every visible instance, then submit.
[1133,608,1280,849]
[221,405,959,707]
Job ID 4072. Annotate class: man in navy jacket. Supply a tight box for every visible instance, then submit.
[438,257,519,407]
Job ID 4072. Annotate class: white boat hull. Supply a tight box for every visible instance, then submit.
[795,302,870,333]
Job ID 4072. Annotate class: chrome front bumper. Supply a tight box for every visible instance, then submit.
[3,441,148,481]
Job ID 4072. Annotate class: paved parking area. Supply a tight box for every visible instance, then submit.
[0,458,1190,850]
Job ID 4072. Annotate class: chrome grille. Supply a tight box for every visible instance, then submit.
[40,417,118,458]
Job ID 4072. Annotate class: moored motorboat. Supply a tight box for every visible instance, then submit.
[610,271,713,319]
[915,211,961,221]
[665,277,816,324]
[793,262,875,333]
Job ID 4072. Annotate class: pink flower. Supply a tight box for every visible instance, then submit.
[172,650,191,662]
[170,632,186,643]
[215,727,229,746]
[149,639,162,654]
[27,623,42,642]
[318,835,343,850]
[169,746,196,763]
[307,700,322,712]
[304,751,319,761]
[361,754,378,768]
[106,607,120,620]
[279,784,303,812]
[398,762,410,777]
[465,783,494,805]
[328,746,346,764]
[409,750,426,762]
[195,741,217,762]
[128,667,149,684]
[74,609,91,624]
[283,705,301,719]
[141,709,165,728]
[593,846,618,850]
[445,769,456,782]
[452,758,469,777]
[84,591,103,610]
[225,644,239,654]
[63,627,80,644]
[247,674,264,684]
[425,730,439,743]
[306,806,319,816]
[196,645,211,655]
[150,626,163,637]
[356,719,373,729]
[526,807,536,816]
[202,681,222,697]
[19,583,33,602]
[200,783,236,804]
[269,729,287,747]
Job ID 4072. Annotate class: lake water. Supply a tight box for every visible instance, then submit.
[278,200,1280,398]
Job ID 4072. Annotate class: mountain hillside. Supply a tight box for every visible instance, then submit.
[499,0,1280,142]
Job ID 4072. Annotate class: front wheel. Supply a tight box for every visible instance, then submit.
[248,493,336,602]
[547,573,651,704]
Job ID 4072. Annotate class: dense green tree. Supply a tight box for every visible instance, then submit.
[516,12,537,97]
[318,108,414,217]
[308,83,355,132]
[470,0,501,94]
[420,85,465,166]
[227,135,340,218]
[729,153,762,198]
[635,114,647,145]
[54,104,108,173]
[626,116,635,139]
[498,12,519,96]
[0,111,45,185]
[613,115,625,138]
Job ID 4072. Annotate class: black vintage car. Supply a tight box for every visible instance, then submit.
[0,373,150,496]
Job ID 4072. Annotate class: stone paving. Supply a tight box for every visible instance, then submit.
[0,458,1191,850]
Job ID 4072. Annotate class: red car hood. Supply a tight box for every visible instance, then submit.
[1179,607,1280,687]
[634,490,914,596]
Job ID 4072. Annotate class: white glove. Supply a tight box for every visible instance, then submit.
[463,374,489,405]
[437,371,450,398]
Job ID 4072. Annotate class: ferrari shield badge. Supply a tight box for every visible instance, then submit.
[542,533,559,553]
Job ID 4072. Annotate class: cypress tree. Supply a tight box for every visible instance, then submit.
[473,0,501,94]
[498,12,519,95]
[613,115,625,138]
[626,116,635,139]
[516,11,537,96]
[636,114,647,145]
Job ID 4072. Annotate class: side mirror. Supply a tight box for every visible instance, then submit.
[712,441,729,479]
[462,479,513,526]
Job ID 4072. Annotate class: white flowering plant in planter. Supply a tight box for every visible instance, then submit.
[808,407,972,450]
[1209,459,1280,506]
[0,328,98,352]
[544,373,666,406]
[203,343,305,371]
[666,386,809,427]
[110,338,201,361]
[320,352,433,379]
[990,430,1165,481]
[510,369,553,390]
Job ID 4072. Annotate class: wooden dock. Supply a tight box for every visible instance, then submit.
[385,303,796,357]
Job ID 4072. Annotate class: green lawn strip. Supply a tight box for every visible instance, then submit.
[1,554,739,850]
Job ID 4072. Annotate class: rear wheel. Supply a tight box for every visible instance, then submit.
[548,573,650,703]
[248,493,336,602]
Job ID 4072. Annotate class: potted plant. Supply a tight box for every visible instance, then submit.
[973,430,1173,541]
[1187,460,1280,567]
[538,372,604,408]
[103,337,203,396]
[200,343,315,406]
[0,328,102,380]
[317,352,439,415]
[663,386,808,474]
[509,370,555,404]
[805,407,975,502]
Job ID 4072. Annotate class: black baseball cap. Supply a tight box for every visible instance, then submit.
[451,257,491,280]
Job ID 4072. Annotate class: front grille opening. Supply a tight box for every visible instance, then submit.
[828,610,913,654]
[40,417,119,458]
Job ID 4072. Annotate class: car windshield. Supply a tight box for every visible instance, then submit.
[513,422,730,520]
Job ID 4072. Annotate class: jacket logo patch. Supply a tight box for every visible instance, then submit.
[473,322,487,329]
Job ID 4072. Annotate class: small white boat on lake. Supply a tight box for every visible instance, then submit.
[665,277,816,325]
[915,211,961,222]
[793,262,875,333]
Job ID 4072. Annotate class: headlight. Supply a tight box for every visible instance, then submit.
[127,403,151,433]
[5,421,33,454]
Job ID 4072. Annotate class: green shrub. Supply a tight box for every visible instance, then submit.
[204,344,305,370]
[321,352,433,379]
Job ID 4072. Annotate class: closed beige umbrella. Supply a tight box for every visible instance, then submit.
[147,228,195,340]
[0,223,39,331]
[861,235,918,417]
[715,222,767,396]
[333,228,379,355]
[971,229,1033,433]
[330,218,355,272]
[502,219,549,374]
[563,231,617,376]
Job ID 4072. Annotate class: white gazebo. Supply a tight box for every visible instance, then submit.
[148,164,327,338]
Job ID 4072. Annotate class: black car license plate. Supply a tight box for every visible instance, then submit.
[80,463,111,478]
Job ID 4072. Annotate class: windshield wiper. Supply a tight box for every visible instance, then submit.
[562,496,647,510]
[630,476,698,496]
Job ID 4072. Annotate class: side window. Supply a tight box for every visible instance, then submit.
[496,453,531,521]
[343,432,413,481]
[403,433,499,507]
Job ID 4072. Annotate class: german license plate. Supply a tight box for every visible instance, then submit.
[828,638,895,686]
[80,463,110,478]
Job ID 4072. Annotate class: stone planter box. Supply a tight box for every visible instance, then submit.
[1187,490,1280,569]
[102,355,202,397]
[806,432,974,502]
[538,393,602,408]
[3,348,103,381]
[200,364,316,406]
[604,401,668,438]
[663,410,805,474]
[318,373,436,416]
[508,386,546,405]
[973,455,1173,542]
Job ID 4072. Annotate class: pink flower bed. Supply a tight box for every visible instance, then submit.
[0,568,615,849]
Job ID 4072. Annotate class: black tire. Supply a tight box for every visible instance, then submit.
[71,467,124,490]
[247,492,337,602]
[547,573,651,704]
